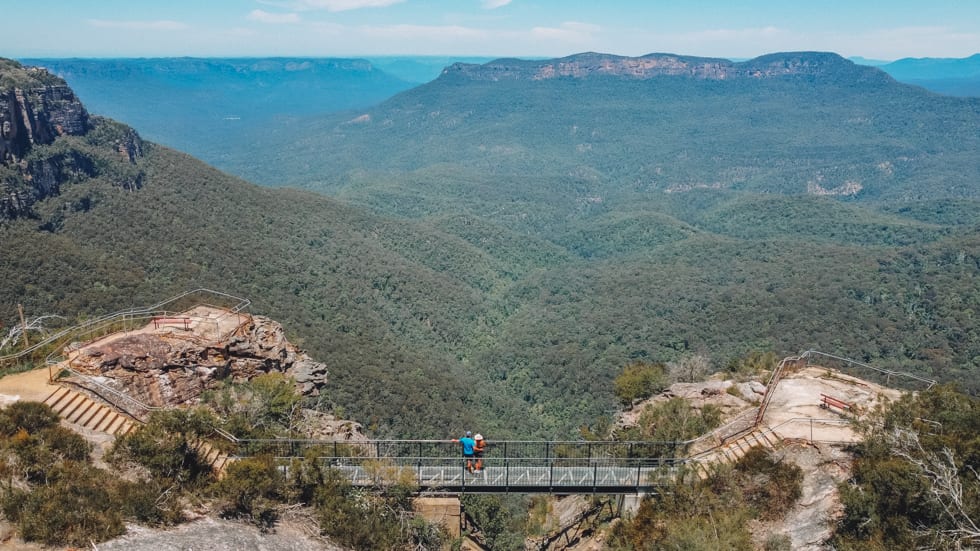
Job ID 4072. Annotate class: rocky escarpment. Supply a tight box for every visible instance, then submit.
[0,58,144,220]
[67,315,330,409]
[0,69,89,164]
[442,51,893,84]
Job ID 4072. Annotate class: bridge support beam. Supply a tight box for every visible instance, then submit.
[414,497,462,538]
[620,493,646,517]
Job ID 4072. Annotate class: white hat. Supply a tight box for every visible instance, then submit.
[474,433,483,440]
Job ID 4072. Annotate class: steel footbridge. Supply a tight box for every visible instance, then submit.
[232,439,685,494]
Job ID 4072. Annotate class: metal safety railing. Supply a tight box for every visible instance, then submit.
[248,439,684,492]
[800,350,936,390]
[1,289,251,421]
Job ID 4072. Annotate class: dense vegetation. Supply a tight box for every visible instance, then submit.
[832,385,980,550]
[3,54,980,441]
[611,447,803,550]
[0,376,447,548]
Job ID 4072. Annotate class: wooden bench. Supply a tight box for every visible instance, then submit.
[819,393,852,413]
[152,317,191,330]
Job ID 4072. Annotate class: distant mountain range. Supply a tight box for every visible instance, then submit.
[232,51,980,207]
[855,53,980,96]
[18,57,416,172]
[366,56,497,83]
[3,53,980,439]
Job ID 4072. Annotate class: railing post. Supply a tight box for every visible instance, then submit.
[593,462,598,493]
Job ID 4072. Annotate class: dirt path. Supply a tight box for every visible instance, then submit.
[0,366,56,406]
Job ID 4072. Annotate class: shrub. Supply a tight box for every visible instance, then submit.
[108,409,213,486]
[613,362,667,406]
[764,533,792,551]
[4,463,124,546]
[0,401,59,435]
[213,455,283,531]
[735,447,803,520]
[112,478,184,526]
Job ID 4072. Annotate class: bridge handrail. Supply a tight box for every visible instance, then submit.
[230,438,693,462]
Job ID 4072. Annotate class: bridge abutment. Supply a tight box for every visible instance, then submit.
[414,497,462,538]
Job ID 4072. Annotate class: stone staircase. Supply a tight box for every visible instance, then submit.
[44,386,136,437]
[43,385,232,474]
[193,439,233,474]
[688,429,781,478]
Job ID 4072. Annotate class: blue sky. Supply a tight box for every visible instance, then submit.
[5,1,978,60]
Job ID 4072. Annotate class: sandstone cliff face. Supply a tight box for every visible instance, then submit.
[0,58,145,220]
[442,51,892,84]
[0,82,89,164]
[68,315,329,409]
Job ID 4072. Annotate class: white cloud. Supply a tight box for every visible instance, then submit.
[86,19,188,31]
[627,26,796,58]
[851,26,979,58]
[247,9,302,24]
[482,0,512,8]
[679,26,787,42]
[531,21,600,42]
[361,24,487,40]
[288,0,405,11]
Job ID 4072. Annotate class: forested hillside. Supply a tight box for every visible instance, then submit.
[2,56,980,438]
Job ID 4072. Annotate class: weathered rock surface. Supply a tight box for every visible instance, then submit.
[752,442,852,550]
[68,314,330,408]
[296,408,367,442]
[0,77,89,164]
[616,378,758,431]
[99,517,343,551]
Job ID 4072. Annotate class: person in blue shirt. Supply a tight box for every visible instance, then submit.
[453,431,477,473]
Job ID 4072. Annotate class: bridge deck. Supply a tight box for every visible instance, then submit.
[328,462,677,493]
[236,439,685,494]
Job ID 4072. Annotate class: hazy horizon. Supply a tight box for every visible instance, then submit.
[4,1,979,61]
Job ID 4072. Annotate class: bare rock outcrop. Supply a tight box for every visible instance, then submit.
[616,378,759,431]
[68,315,329,408]
[296,408,367,442]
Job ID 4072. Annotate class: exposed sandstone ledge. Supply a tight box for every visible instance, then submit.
[67,314,329,409]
